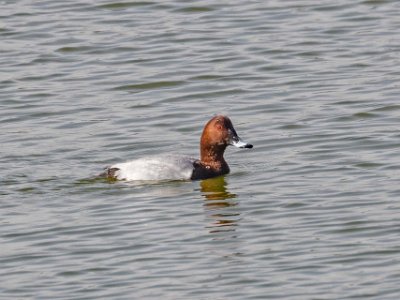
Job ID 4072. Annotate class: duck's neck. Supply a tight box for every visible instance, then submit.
[200,144,228,170]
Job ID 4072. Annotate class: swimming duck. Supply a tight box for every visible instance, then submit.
[103,115,253,181]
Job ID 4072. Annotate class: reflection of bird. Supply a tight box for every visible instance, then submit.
[101,115,252,181]
[201,176,240,234]
[201,176,237,202]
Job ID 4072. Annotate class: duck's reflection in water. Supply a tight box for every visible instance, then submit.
[200,176,240,235]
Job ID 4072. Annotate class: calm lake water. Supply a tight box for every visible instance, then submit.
[2,0,400,299]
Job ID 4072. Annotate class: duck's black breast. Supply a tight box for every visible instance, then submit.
[190,160,229,180]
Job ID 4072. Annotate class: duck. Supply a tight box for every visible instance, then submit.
[102,115,253,181]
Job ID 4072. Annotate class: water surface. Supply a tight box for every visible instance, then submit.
[2,1,400,299]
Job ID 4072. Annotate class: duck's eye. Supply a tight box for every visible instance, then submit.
[215,119,223,129]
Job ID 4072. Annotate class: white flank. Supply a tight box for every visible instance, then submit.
[110,155,196,181]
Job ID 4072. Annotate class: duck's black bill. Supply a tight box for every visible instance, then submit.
[242,143,253,149]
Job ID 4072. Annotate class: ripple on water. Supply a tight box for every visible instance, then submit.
[2,0,400,299]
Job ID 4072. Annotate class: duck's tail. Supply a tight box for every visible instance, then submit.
[98,167,120,179]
